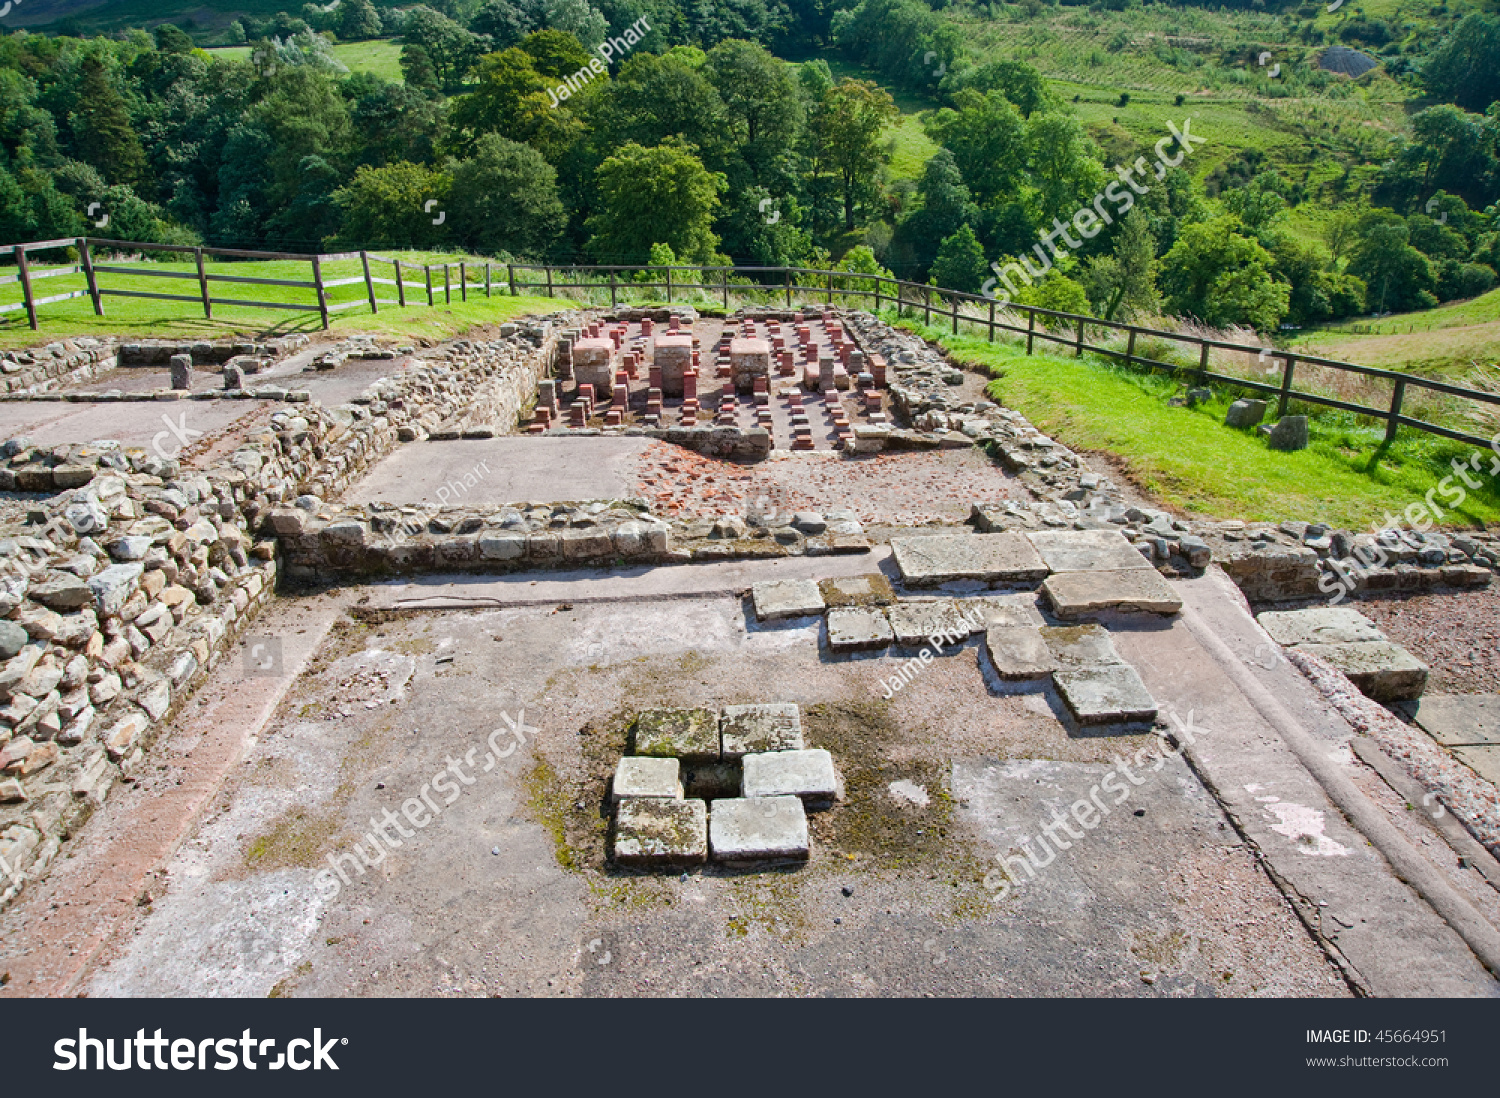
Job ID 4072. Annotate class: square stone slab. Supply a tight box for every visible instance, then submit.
[826,606,893,650]
[1041,624,1124,667]
[1054,665,1159,724]
[613,798,708,866]
[963,594,1046,629]
[751,578,825,621]
[984,626,1055,680]
[709,795,810,864]
[1401,694,1500,746]
[741,748,838,807]
[1296,641,1428,702]
[1041,568,1182,617]
[611,756,682,802]
[1257,607,1386,647]
[890,532,1048,587]
[1450,745,1500,786]
[631,708,721,762]
[1025,529,1152,573]
[886,599,980,647]
[721,703,804,758]
[818,573,897,607]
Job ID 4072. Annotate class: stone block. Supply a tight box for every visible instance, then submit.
[817,573,896,607]
[964,594,1046,629]
[1054,665,1159,725]
[983,626,1055,681]
[709,795,809,864]
[611,756,682,802]
[478,534,526,560]
[87,563,143,617]
[654,335,694,397]
[1450,745,1500,786]
[720,703,803,758]
[891,532,1048,586]
[613,798,707,866]
[742,748,837,808]
[887,599,980,647]
[169,354,192,390]
[826,606,893,650]
[1266,415,1309,452]
[1401,694,1500,747]
[1025,529,1152,573]
[1040,623,1124,667]
[1256,607,1385,647]
[1297,641,1428,702]
[751,579,824,621]
[1041,568,1182,617]
[1224,399,1267,428]
[631,707,720,763]
[729,337,771,394]
[571,337,614,397]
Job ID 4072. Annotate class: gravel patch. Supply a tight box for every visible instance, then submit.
[1350,587,1500,695]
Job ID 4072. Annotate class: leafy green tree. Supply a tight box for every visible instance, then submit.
[329,160,450,248]
[70,55,147,186]
[339,0,384,40]
[471,0,543,47]
[519,28,594,79]
[586,140,726,264]
[1014,272,1091,317]
[807,78,897,233]
[832,0,962,93]
[401,44,441,94]
[931,224,987,293]
[1159,216,1290,331]
[404,6,487,90]
[1423,13,1500,112]
[153,25,195,55]
[447,133,566,255]
[705,39,802,184]
[449,47,583,160]
[1082,213,1158,321]
[945,58,1048,119]
[924,89,1026,205]
[1026,113,1106,216]
[889,149,975,275]
[1349,214,1437,311]
[542,0,607,51]
[344,73,442,167]
[592,51,729,172]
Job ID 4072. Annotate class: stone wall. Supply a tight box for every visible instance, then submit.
[0,338,118,395]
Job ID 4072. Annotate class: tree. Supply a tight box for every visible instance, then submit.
[470,0,541,49]
[1026,113,1106,216]
[542,0,607,51]
[593,52,729,172]
[1423,13,1500,112]
[586,140,726,264]
[447,134,566,255]
[705,39,802,184]
[1159,216,1290,331]
[1349,215,1437,312]
[924,89,1026,205]
[401,44,441,94]
[153,24,195,55]
[948,58,1047,119]
[71,55,147,186]
[404,6,487,90]
[1082,214,1158,321]
[338,0,384,41]
[808,78,897,233]
[329,160,450,248]
[889,149,975,275]
[931,224,987,293]
[448,48,582,159]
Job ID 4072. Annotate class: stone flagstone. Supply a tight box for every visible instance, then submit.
[709,795,810,864]
[611,756,682,802]
[826,606,893,650]
[1040,623,1124,667]
[751,579,825,621]
[1025,529,1151,573]
[890,532,1048,587]
[1054,665,1159,725]
[742,748,838,807]
[631,708,720,763]
[720,703,803,758]
[887,599,980,647]
[1296,641,1428,702]
[1041,568,1182,617]
[1256,607,1386,647]
[613,798,708,866]
[1400,695,1500,747]
[984,626,1054,681]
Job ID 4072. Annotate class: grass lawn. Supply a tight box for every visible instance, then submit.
[202,40,403,81]
[886,315,1500,529]
[1289,289,1500,380]
[0,249,549,350]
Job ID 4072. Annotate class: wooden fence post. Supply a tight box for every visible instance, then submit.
[665,267,672,302]
[1075,314,1084,357]
[80,238,103,316]
[874,276,882,313]
[545,265,553,299]
[443,264,451,304]
[508,264,516,297]
[394,260,406,307]
[951,294,959,335]
[722,269,729,310]
[459,261,467,302]
[609,268,617,308]
[785,269,792,308]
[310,255,330,329]
[1276,355,1297,418]
[1026,310,1035,355]
[194,247,212,319]
[1196,341,1210,386]
[360,250,377,315]
[923,285,931,326]
[1124,327,1136,368]
[1385,377,1406,444]
[14,246,35,330]
[424,265,434,306]
[485,262,492,298]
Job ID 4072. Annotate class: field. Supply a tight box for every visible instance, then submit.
[1288,288,1500,380]
[203,39,404,81]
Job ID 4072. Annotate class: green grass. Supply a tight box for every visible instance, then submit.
[202,40,404,81]
[0,249,549,349]
[886,114,942,183]
[1287,288,1500,381]
[888,314,1500,529]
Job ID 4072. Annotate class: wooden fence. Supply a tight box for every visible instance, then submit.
[0,237,500,330]
[509,262,1500,451]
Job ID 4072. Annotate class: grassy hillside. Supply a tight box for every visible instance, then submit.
[1289,288,1500,380]
[204,39,405,81]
